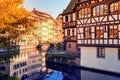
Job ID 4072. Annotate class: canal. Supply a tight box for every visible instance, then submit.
[44,69,120,80]
[0,46,120,80]
[44,62,120,80]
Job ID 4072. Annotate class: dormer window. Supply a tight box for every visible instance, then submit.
[79,8,91,19]
[93,4,108,16]
[110,1,120,13]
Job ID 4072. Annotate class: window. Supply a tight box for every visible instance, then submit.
[109,25,118,38]
[72,29,74,36]
[13,72,17,77]
[79,8,91,18]
[97,47,105,58]
[67,29,70,36]
[84,27,91,39]
[68,44,71,48]
[96,26,104,39]
[65,15,68,22]
[19,70,21,74]
[0,66,5,70]
[17,64,19,68]
[93,4,108,16]
[23,68,25,73]
[25,68,27,72]
[118,48,120,60]
[110,1,120,13]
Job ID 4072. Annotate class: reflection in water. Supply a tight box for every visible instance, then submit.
[1,47,120,80]
[62,70,120,80]
[81,70,120,80]
[45,69,120,80]
[45,71,63,80]
[0,47,42,80]
[46,62,120,80]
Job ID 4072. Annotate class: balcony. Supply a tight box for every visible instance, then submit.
[65,36,76,41]
[63,21,76,28]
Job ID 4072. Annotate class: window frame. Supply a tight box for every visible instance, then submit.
[65,15,68,22]
[96,26,104,39]
[84,27,91,39]
[72,28,74,36]
[93,4,108,16]
[97,47,105,58]
[118,48,120,60]
[109,25,118,39]
[67,29,70,36]
[79,8,91,19]
[110,1,120,13]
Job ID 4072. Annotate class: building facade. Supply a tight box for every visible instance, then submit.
[62,0,79,54]
[76,0,120,73]
[62,0,120,74]
[27,48,41,77]
[1,46,42,80]
[32,9,60,44]
[56,14,63,43]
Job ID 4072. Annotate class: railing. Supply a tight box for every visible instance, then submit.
[65,36,76,41]
[63,21,76,28]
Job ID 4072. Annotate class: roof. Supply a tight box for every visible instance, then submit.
[78,0,90,4]
[31,8,57,22]
[32,9,54,20]
[80,0,89,2]
[62,0,78,15]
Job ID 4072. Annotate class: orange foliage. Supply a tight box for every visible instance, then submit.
[0,0,29,30]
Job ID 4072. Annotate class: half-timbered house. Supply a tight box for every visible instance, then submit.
[62,0,79,54]
[77,0,120,73]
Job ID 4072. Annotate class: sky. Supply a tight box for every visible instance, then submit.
[24,0,70,18]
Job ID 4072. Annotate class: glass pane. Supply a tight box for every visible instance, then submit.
[93,4,107,16]
[110,1,119,13]
[79,8,91,18]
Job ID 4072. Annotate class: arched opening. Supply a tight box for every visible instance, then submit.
[93,4,108,16]
[110,1,120,13]
[79,8,91,18]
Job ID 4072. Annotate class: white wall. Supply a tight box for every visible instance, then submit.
[63,16,65,23]
[81,70,120,80]
[68,14,71,22]
[70,29,72,36]
[72,13,76,21]
[65,29,67,36]
[81,47,120,73]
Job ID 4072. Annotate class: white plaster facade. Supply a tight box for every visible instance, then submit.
[80,47,120,73]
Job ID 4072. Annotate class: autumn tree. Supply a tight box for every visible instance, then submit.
[0,0,29,29]
[0,0,34,62]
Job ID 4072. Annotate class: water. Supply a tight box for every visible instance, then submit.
[45,71,63,80]
[44,69,120,80]
[1,47,120,80]
[80,70,120,80]
[45,62,120,80]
